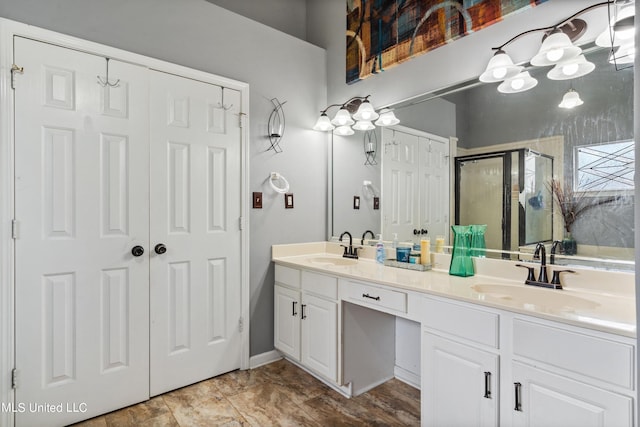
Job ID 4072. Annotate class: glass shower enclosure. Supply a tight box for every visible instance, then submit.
[454,149,553,256]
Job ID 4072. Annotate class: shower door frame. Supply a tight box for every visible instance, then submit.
[454,149,554,254]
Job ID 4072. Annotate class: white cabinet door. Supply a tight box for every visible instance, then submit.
[422,333,498,427]
[301,293,338,382]
[274,284,301,360]
[14,37,150,427]
[149,70,243,396]
[511,362,633,427]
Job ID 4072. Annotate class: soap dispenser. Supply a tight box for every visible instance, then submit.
[376,234,386,264]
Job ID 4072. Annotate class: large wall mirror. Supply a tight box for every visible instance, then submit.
[330,45,634,270]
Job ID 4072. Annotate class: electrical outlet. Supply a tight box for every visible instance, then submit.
[373,197,380,210]
[353,196,360,209]
[253,192,262,208]
[284,193,294,209]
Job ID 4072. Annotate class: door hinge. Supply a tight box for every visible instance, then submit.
[10,64,24,90]
[11,368,18,389]
[11,219,18,239]
[239,216,244,231]
[238,317,244,333]
[238,112,246,128]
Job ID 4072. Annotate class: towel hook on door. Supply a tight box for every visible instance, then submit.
[97,57,120,88]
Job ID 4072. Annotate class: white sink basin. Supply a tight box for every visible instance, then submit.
[308,256,358,266]
[471,284,600,311]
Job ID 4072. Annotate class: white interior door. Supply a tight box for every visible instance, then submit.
[419,136,450,241]
[382,128,419,242]
[383,127,450,244]
[149,70,242,396]
[14,37,150,426]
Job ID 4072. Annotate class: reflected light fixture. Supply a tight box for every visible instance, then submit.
[313,95,399,134]
[610,41,635,64]
[498,71,538,94]
[479,49,522,82]
[480,1,630,94]
[596,1,636,47]
[375,108,400,126]
[558,88,584,109]
[547,54,595,80]
[530,29,582,66]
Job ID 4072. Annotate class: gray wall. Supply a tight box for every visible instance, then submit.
[0,0,328,357]
[332,131,381,238]
[205,0,308,41]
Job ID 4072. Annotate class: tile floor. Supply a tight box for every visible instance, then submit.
[72,359,420,427]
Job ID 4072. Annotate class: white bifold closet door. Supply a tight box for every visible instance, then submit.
[14,37,150,427]
[148,70,242,396]
[14,37,243,426]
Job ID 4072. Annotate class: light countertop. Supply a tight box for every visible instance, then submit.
[272,242,636,338]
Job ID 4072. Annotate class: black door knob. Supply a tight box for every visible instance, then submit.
[131,245,144,257]
[154,243,167,255]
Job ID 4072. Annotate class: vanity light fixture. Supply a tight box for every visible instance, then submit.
[547,54,596,80]
[375,108,400,126]
[597,1,636,69]
[558,88,584,109]
[609,41,635,64]
[313,95,399,134]
[480,1,633,93]
[479,49,523,83]
[530,29,582,67]
[497,71,538,94]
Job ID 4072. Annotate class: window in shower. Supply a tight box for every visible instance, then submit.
[575,140,634,193]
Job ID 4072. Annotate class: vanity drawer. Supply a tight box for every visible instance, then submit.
[275,264,301,289]
[344,281,407,314]
[513,318,634,390]
[302,270,338,300]
[423,297,499,348]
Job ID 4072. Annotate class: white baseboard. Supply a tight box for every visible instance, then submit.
[249,349,282,369]
[395,365,421,390]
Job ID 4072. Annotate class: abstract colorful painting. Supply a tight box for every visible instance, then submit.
[346,0,548,84]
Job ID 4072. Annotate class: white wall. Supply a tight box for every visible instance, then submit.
[0,0,328,357]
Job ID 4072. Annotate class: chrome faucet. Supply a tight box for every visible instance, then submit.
[339,231,359,259]
[361,230,375,245]
[516,242,575,289]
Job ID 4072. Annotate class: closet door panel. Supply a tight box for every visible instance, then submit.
[14,37,150,427]
[149,71,243,396]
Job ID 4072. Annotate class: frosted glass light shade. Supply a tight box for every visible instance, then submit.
[609,42,635,65]
[313,113,335,131]
[558,89,583,109]
[479,50,522,82]
[374,109,400,126]
[353,100,379,121]
[596,4,635,47]
[531,31,581,66]
[331,108,355,126]
[353,120,375,131]
[334,125,355,136]
[497,72,538,94]
[547,55,595,80]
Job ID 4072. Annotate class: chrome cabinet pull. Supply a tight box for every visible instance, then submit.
[484,371,491,398]
[514,382,522,411]
[292,301,297,317]
[362,293,380,301]
[301,304,307,319]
